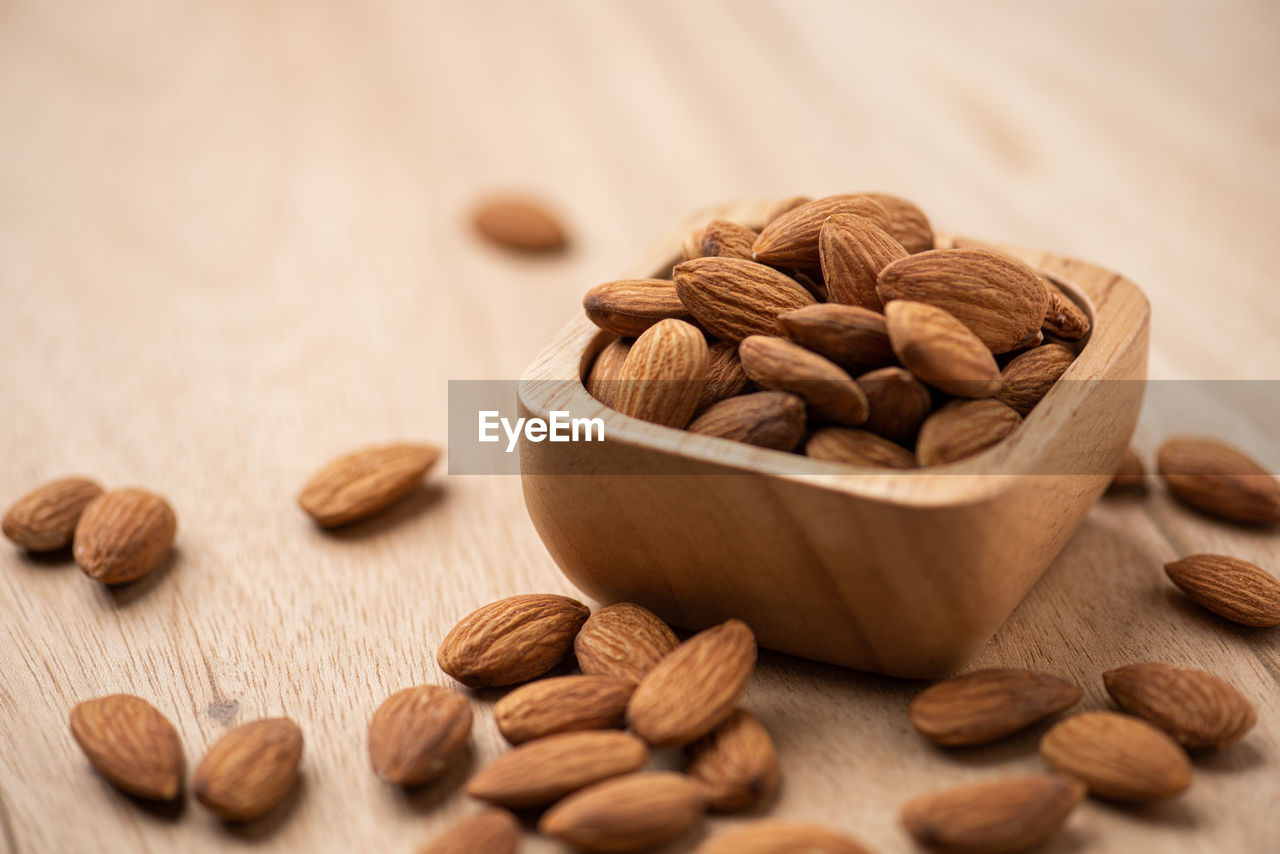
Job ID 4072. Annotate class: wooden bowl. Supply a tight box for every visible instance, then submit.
[518,201,1149,678]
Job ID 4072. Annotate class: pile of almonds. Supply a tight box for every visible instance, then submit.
[581,193,1091,466]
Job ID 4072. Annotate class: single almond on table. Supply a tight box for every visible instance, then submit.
[916,400,1021,467]
[752,194,891,268]
[901,774,1086,854]
[739,336,869,427]
[877,248,1049,354]
[419,808,521,854]
[1039,271,1091,340]
[583,279,691,337]
[694,821,872,854]
[700,219,758,260]
[193,717,303,821]
[805,428,916,469]
[819,213,908,310]
[1039,711,1191,802]
[996,343,1075,416]
[761,195,812,226]
[857,367,932,447]
[1108,446,1145,492]
[471,195,567,252]
[885,301,1002,399]
[468,730,649,809]
[1164,554,1280,627]
[684,709,779,812]
[689,391,807,452]
[1157,437,1280,525]
[695,340,752,413]
[866,192,934,254]
[909,668,1082,747]
[1104,662,1256,750]
[628,619,756,747]
[368,685,472,786]
[673,257,815,343]
[776,303,896,374]
[69,694,185,801]
[3,476,103,552]
[494,675,634,744]
[437,593,589,688]
[615,318,710,429]
[575,602,681,684]
[73,488,177,585]
[538,771,707,853]
[586,338,633,408]
[298,443,439,528]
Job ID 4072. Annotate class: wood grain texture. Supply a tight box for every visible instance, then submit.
[0,1,1277,852]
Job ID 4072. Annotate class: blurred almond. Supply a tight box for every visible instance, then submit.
[74,488,177,585]
[700,219,758,260]
[684,709,779,812]
[194,717,303,821]
[494,675,634,744]
[901,775,1085,854]
[885,301,1001,399]
[819,213,908,310]
[615,318,709,429]
[539,771,707,853]
[752,194,892,268]
[1157,437,1280,525]
[866,192,934,254]
[857,366,932,446]
[575,602,681,684]
[689,391,807,452]
[996,343,1075,416]
[1104,662,1256,750]
[696,340,751,413]
[437,593,589,688]
[806,428,915,469]
[368,685,472,786]
[419,808,521,854]
[3,476,103,552]
[298,443,439,528]
[468,730,648,809]
[69,694,184,801]
[472,195,567,252]
[1164,554,1280,627]
[674,257,815,343]
[583,279,690,337]
[1040,272,1091,340]
[585,338,633,408]
[1108,446,1146,491]
[777,303,896,374]
[1040,712,1191,802]
[682,227,706,262]
[909,668,1082,747]
[916,400,1021,467]
[694,821,872,854]
[739,335,869,427]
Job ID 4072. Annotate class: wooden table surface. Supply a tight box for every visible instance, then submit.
[2,1,1277,852]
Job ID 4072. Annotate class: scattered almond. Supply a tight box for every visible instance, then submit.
[193,717,303,821]
[996,343,1075,416]
[752,194,892,268]
[586,338,633,409]
[1039,271,1091,340]
[700,219,758,260]
[472,195,567,252]
[419,808,521,854]
[916,400,1021,467]
[3,476,103,552]
[583,279,691,337]
[689,391,808,451]
[1157,437,1280,525]
[885,301,1001,399]
[368,685,473,786]
[739,335,869,426]
[805,428,915,469]
[909,668,1082,747]
[615,318,710,429]
[467,730,649,808]
[1104,662,1256,750]
[69,694,185,801]
[1108,446,1146,491]
[866,192,934,254]
[673,257,816,343]
[901,775,1086,854]
[1164,554,1280,627]
[819,213,908,310]
[694,821,872,854]
[776,303,896,374]
[494,675,634,744]
[574,602,681,684]
[298,443,439,528]
[857,366,932,446]
[538,771,707,853]
[695,340,751,412]
[1039,712,1191,802]
[437,593,590,688]
[684,709,779,812]
[73,488,177,585]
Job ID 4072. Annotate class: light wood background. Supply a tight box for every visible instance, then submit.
[1,1,1277,852]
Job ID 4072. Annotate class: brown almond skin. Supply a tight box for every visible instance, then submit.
[866,192,934,254]
[1104,662,1257,750]
[298,443,439,528]
[688,391,807,452]
[368,685,473,786]
[539,771,707,853]
[1164,554,1280,627]
[886,301,1002,399]
[1157,437,1280,525]
[674,257,815,343]
[615,318,710,429]
[494,675,634,744]
[1039,712,1191,802]
[777,303,897,374]
[73,488,177,585]
[684,709,779,812]
[575,603,681,685]
[1108,446,1146,492]
[585,338,633,409]
[468,730,649,809]
[878,248,1050,353]
[739,336,869,427]
[858,367,932,447]
[472,195,566,252]
[901,775,1086,854]
[419,808,521,854]
[583,279,691,337]
[1040,271,1091,340]
[69,695,185,801]
[909,669,1082,747]
[3,476,103,552]
[437,593,590,688]
[628,619,756,747]
[806,428,916,469]
[752,194,892,268]
[996,343,1075,417]
[917,400,1021,467]
[820,213,908,310]
[194,717,303,821]
[700,219,757,260]
[761,195,812,226]
[694,821,872,854]
[695,341,751,413]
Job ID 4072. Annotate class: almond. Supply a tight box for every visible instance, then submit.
[1039,271,1091,340]
[885,301,1001,399]
[583,279,691,337]
[419,808,521,854]
[298,443,439,528]
[752,194,892,268]
[494,675,634,744]
[615,318,709,429]
[368,685,473,785]
[193,717,303,821]
[908,669,1082,747]
[762,195,812,226]
[574,602,681,684]
[916,400,1021,467]
[791,268,829,302]
[739,336,869,426]
[901,775,1085,854]
[538,771,707,853]
[878,249,1049,353]
[1164,554,1280,627]
[696,340,751,413]
[69,694,185,801]
[73,488,177,585]
[805,428,916,469]
[1039,712,1191,802]
[857,366,932,446]
[995,343,1075,416]
[776,304,896,374]
[3,476,103,552]
[684,709,779,812]
[866,192,934,254]
[467,730,649,808]
[1157,437,1280,525]
[471,194,566,252]
[1103,662,1256,750]
[688,391,807,452]
[585,338,633,408]
[673,257,815,343]
[628,619,756,747]
[437,593,589,688]
[694,821,872,854]
[1108,446,1146,492]
[819,213,908,310]
[682,227,706,262]
[700,219,758,260]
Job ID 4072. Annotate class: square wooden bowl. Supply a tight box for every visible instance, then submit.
[519,201,1149,678]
